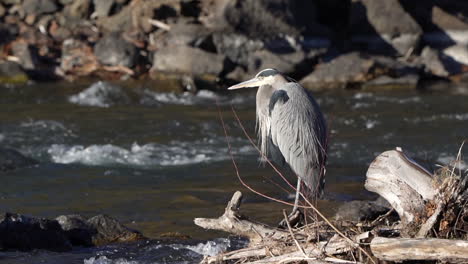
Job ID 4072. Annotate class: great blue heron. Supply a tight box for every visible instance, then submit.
[228,68,328,216]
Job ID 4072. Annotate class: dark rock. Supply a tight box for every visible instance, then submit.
[201,0,331,39]
[0,147,38,172]
[11,41,39,70]
[86,214,145,246]
[0,213,72,252]
[22,0,58,15]
[151,44,225,76]
[350,0,422,55]
[56,215,95,247]
[334,197,396,222]
[0,22,19,45]
[300,52,422,90]
[0,60,28,84]
[212,33,313,78]
[94,33,138,68]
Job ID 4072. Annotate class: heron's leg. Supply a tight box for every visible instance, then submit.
[293,178,301,212]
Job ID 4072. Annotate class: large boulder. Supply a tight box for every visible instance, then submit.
[0,148,38,172]
[350,0,423,55]
[300,52,421,90]
[151,44,226,76]
[94,33,138,68]
[22,0,58,15]
[200,0,330,39]
[212,33,315,79]
[0,213,72,252]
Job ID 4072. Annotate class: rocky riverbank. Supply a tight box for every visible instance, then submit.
[1,0,468,92]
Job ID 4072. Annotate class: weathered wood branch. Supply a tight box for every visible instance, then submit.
[365,148,437,226]
[194,191,293,243]
[200,235,356,264]
[370,237,468,263]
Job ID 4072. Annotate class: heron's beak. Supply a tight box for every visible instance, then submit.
[227,77,265,90]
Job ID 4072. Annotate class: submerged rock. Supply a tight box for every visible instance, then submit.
[68,81,131,107]
[0,148,38,172]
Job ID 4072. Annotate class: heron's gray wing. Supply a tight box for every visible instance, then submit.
[270,83,327,196]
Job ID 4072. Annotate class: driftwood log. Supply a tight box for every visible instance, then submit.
[195,148,468,263]
[370,237,468,263]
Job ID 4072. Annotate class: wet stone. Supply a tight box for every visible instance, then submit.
[86,214,145,246]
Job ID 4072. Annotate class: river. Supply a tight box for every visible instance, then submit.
[0,80,467,263]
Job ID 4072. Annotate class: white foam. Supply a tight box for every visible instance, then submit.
[365,120,379,129]
[169,238,230,257]
[405,113,468,123]
[185,238,230,257]
[69,81,130,107]
[84,256,138,264]
[141,90,253,106]
[48,141,254,167]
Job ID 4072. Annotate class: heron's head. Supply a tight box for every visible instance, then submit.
[228,68,286,90]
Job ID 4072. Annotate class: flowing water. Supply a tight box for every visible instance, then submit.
[0,80,467,263]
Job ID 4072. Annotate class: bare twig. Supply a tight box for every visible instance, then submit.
[148,18,171,31]
[282,210,307,257]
